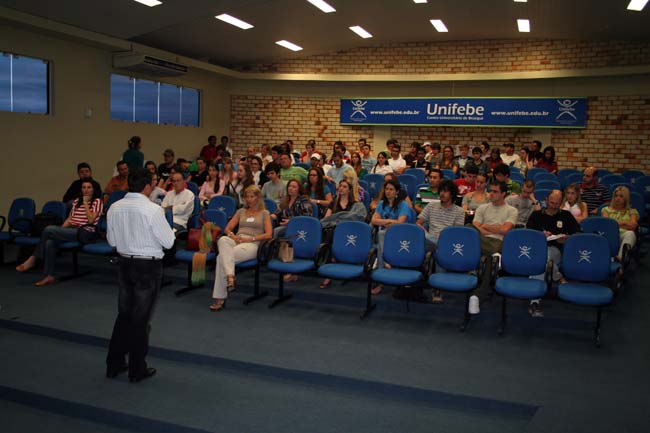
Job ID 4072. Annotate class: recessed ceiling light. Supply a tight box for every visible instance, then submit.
[627,0,648,11]
[413,0,428,3]
[215,14,254,30]
[517,19,530,32]
[514,0,527,3]
[349,26,373,39]
[276,40,303,52]
[430,19,448,32]
[307,0,336,13]
[133,0,162,6]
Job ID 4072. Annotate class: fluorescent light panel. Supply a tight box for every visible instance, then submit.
[627,0,648,11]
[276,40,303,51]
[215,13,254,29]
[517,19,530,32]
[430,19,448,32]
[307,0,336,13]
[413,0,428,3]
[349,26,372,39]
[133,0,162,6]
[514,0,527,3]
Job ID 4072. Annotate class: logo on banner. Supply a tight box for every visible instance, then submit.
[556,99,579,124]
[350,100,367,119]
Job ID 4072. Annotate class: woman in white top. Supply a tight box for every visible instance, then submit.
[562,183,588,223]
[371,151,393,175]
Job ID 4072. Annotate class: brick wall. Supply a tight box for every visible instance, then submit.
[230,95,650,173]
[237,39,650,75]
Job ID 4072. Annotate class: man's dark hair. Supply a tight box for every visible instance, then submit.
[439,179,459,197]
[332,151,343,160]
[77,162,91,172]
[271,145,283,154]
[431,142,441,151]
[472,146,482,154]
[221,135,229,141]
[465,165,479,175]
[493,163,511,178]
[116,160,127,167]
[429,168,442,179]
[176,158,188,165]
[208,135,216,141]
[386,138,399,147]
[492,180,508,194]
[481,141,490,150]
[265,162,281,175]
[504,142,515,149]
[128,168,151,193]
[523,179,535,189]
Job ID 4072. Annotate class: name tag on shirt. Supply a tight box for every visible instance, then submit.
[246,217,255,222]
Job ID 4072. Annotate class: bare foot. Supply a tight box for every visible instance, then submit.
[16,256,36,272]
[371,285,382,295]
[34,275,57,286]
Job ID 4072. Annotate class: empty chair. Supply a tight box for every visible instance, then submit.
[526,167,547,180]
[13,201,66,248]
[362,174,384,199]
[565,172,584,186]
[558,234,617,347]
[427,226,483,331]
[535,180,561,191]
[208,195,237,218]
[533,172,558,183]
[600,174,627,187]
[580,217,625,280]
[622,170,644,184]
[0,197,37,264]
[494,229,549,335]
[405,168,426,185]
[397,174,418,202]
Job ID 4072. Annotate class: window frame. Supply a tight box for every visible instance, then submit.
[0,50,51,115]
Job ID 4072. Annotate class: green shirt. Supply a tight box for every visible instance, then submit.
[280,166,308,183]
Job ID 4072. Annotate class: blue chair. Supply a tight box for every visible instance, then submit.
[580,217,626,281]
[622,170,644,184]
[1,198,36,264]
[509,166,521,175]
[208,195,237,218]
[264,198,277,214]
[533,172,557,183]
[427,226,484,331]
[267,216,323,308]
[600,174,627,188]
[597,169,612,179]
[494,229,550,335]
[558,168,580,184]
[526,167,547,180]
[405,168,426,185]
[13,201,67,248]
[534,189,552,206]
[510,173,524,185]
[368,223,428,304]
[565,172,584,187]
[397,174,418,202]
[358,179,369,195]
[174,209,228,296]
[441,169,456,180]
[294,162,311,171]
[317,222,376,318]
[186,181,199,196]
[535,180,561,191]
[363,174,384,199]
[558,234,617,347]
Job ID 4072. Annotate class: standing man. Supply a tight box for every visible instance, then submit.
[200,135,218,164]
[106,168,175,382]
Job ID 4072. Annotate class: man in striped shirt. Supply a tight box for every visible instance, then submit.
[417,179,466,247]
[581,166,611,215]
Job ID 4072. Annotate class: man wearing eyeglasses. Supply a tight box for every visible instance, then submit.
[161,172,194,232]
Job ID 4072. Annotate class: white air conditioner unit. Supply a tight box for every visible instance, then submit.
[112,53,188,77]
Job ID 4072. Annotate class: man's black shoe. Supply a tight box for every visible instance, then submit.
[106,365,128,379]
[129,367,157,383]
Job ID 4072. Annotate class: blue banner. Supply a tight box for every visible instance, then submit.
[340,97,587,128]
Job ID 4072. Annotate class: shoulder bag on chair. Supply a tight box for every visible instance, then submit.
[278,238,294,263]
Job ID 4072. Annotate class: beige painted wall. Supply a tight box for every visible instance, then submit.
[0,24,230,216]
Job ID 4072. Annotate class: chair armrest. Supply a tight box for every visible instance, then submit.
[0,215,6,232]
[422,250,434,275]
[621,243,631,270]
[256,239,272,265]
[363,247,378,275]
[489,254,500,287]
[265,238,280,262]
[477,255,489,287]
[315,242,331,266]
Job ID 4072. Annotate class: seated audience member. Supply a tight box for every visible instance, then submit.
[63,162,102,205]
[425,142,442,167]
[562,183,588,223]
[454,165,478,196]
[536,146,559,174]
[370,151,393,175]
[350,152,368,179]
[342,169,366,204]
[493,163,522,195]
[388,142,407,175]
[513,147,532,174]
[279,153,308,183]
[454,144,471,172]
[462,173,489,215]
[232,161,255,202]
[305,167,333,218]
[410,146,429,170]
[176,158,191,180]
[158,149,175,181]
[148,173,166,205]
[525,189,580,317]
[581,166,611,215]
[198,163,219,206]
[270,145,283,165]
[256,143,273,168]
[486,147,503,178]
[464,146,488,177]
[210,185,273,312]
[404,142,420,166]
[301,139,316,163]
[321,179,368,225]
[480,141,490,161]
[216,157,238,195]
[326,151,353,184]
[261,163,286,207]
[161,173,195,232]
[359,139,376,173]
[17,180,103,285]
[189,157,208,187]
[370,172,413,211]
[437,146,459,175]
[104,161,129,204]
[331,140,351,162]
[602,186,639,260]
[370,178,411,294]
[122,136,144,173]
[470,181,518,313]
[310,153,331,174]
[528,140,543,166]
[500,143,521,167]
[249,156,268,187]
[414,169,442,214]
[200,135,218,164]
[144,160,157,176]
[506,179,541,227]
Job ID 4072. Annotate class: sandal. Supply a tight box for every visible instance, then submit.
[283,274,298,283]
[226,275,236,292]
[209,299,227,312]
[319,278,331,289]
[432,290,443,304]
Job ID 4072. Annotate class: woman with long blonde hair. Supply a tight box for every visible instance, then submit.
[562,183,588,223]
[602,186,639,260]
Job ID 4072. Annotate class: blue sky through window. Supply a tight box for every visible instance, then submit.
[0,51,49,114]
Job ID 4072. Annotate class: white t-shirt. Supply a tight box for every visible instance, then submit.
[388,156,406,173]
[161,188,195,229]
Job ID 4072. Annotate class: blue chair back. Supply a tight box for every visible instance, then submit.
[558,168,580,188]
[600,174,627,187]
[510,173,524,185]
[580,217,620,258]
[596,169,612,179]
[165,208,173,228]
[509,166,521,175]
[500,229,548,276]
[535,180,561,190]
[186,181,199,196]
[382,224,425,269]
[526,167,547,180]
[436,226,481,272]
[561,234,611,283]
[405,207,417,224]
[294,162,310,171]
[565,172,583,186]
[326,180,337,197]
[607,183,634,196]
[622,170,644,184]
[285,216,322,259]
[41,201,67,221]
[363,174,384,199]
[264,198,277,213]
[208,195,237,218]
[404,168,426,185]
[7,197,36,233]
[188,196,201,229]
[397,174,418,201]
[203,209,228,229]
[441,169,456,180]
[533,172,557,183]
[630,191,645,219]
[635,175,650,203]
[534,189,552,204]
[331,221,372,264]
[358,179,369,194]
[106,190,127,209]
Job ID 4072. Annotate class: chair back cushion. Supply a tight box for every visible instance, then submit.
[383,223,425,268]
[286,216,322,259]
[561,234,611,282]
[501,229,548,276]
[436,226,481,272]
[580,217,620,258]
[332,221,371,264]
[9,197,36,232]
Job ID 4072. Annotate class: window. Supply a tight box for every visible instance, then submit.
[110,73,200,127]
[0,51,49,114]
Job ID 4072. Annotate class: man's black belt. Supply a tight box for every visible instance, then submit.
[119,254,162,261]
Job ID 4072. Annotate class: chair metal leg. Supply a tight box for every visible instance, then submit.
[460,294,472,332]
[594,308,602,348]
[243,266,268,305]
[361,280,376,320]
[58,250,91,282]
[498,296,507,336]
[269,273,292,308]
